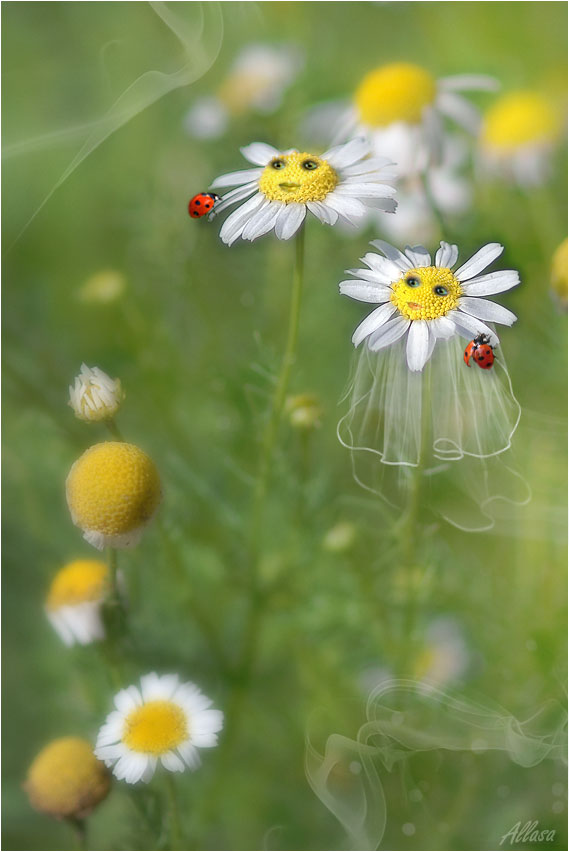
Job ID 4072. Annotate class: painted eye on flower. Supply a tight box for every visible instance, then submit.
[302,159,319,170]
[406,276,421,288]
[271,159,286,170]
[433,285,449,296]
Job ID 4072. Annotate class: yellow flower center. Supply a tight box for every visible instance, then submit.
[258,152,338,203]
[25,737,110,819]
[122,701,188,755]
[47,560,108,610]
[390,267,462,321]
[354,62,437,126]
[66,442,162,537]
[482,91,559,150]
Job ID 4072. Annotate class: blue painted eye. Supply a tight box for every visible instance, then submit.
[271,159,286,170]
[302,159,319,170]
[406,276,421,288]
[434,285,449,296]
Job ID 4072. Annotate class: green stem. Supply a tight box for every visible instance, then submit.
[67,817,87,851]
[106,418,125,441]
[101,547,125,687]
[165,773,182,851]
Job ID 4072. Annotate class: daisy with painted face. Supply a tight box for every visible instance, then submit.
[210,138,396,245]
[95,674,223,784]
[338,239,521,499]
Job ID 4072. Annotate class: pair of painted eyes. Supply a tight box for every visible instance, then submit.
[406,275,448,297]
[271,158,319,171]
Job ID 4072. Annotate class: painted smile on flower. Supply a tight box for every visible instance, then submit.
[210,138,396,245]
[340,240,519,371]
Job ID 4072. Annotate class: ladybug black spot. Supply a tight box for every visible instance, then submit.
[195,199,201,205]
[477,354,484,360]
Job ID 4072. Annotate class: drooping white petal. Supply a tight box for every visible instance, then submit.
[446,310,500,346]
[404,245,431,267]
[219,193,265,245]
[335,182,397,198]
[142,757,158,783]
[454,243,504,281]
[178,741,201,770]
[209,182,258,216]
[161,750,185,772]
[274,203,306,240]
[438,74,500,92]
[240,142,280,166]
[324,192,367,219]
[458,297,517,326]
[210,168,263,189]
[241,198,277,241]
[352,302,397,347]
[306,200,338,226]
[436,92,482,135]
[367,317,410,351]
[461,270,520,296]
[369,240,414,270]
[435,241,459,269]
[339,280,392,303]
[406,320,431,371]
[322,136,371,168]
[431,316,457,339]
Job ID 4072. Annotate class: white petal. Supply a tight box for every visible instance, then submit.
[114,686,142,714]
[241,198,277,240]
[210,182,258,216]
[240,142,280,166]
[360,253,401,282]
[339,280,392,303]
[446,310,499,346]
[352,303,397,347]
[455,243,504,281]
[125,753,149,785]
[324,192,367,219]
[191,731,219,748]
[436,92,482,134]
[369,240,414,271]
[322,137,371,168]
[161,751,185,773]
[461,270,520,296]
[306,200,338,225]
[210,169,263,189]
[274,203,306,240]
[219,193,265,246]
[178,741,201,770]
[435,241,459,269]
[340,157,394,176]
[431,316,457,339]
[335,182,396,198]
[406,320,431,371]
[439,74,500,92]
[404,245,431,267]
[191,709,224,734]
[142,757,157,783]
[458,297,517,326]
[367,317,410,351]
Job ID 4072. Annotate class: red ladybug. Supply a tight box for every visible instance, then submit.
[463,333,495,369]
[188,192,220,219]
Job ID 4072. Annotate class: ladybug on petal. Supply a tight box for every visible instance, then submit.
[464,333,495,369]
[188,192,220,219]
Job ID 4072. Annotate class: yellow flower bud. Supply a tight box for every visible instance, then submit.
[69,364,124,423]
[24,737,110,820]
[66,442,162,550]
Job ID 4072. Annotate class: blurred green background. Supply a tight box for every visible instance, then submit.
[2,3,567,850]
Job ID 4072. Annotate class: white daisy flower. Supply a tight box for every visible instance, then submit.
[328,63,498,175]
[209,137,397,246]
[479,90,562,187]
[69,364,124,423]
[342,239,518,372]
[46,559,110,646]
[95,674,223,784]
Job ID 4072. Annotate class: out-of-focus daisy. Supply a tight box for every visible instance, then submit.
[551,237,568,308]
[46,559,109,646]
[479,90,562,186]
[330,63,498,171]
[25,737,110,819]
[210,138,396,245]
[77,269,126,304]
[95,673,223,784]
[286,393,323,430]
[342,239,518,372]
[338,239,521,471]
[185,43,303,140]
[69,364,124,423]
[414,618,470,687]
[322,521,357,554]
[66,442,162,550]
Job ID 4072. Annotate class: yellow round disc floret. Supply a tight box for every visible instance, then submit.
[122,701,188,755]
[390,267,462,321]
[482,91,559,151]
[25,737,110,819]
[46,560,108,610]
[66,442,161,539]
[259,152,338,203]
[355,63,437,127]
[551,237,568,306]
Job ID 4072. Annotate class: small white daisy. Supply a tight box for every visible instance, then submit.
[95,674,223,784]
[479,90,561,186]
[209,137,397,246]
[336,63,498,173]
[341,239,519,372]
[69,364,124,423]
[46,559,110,646]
